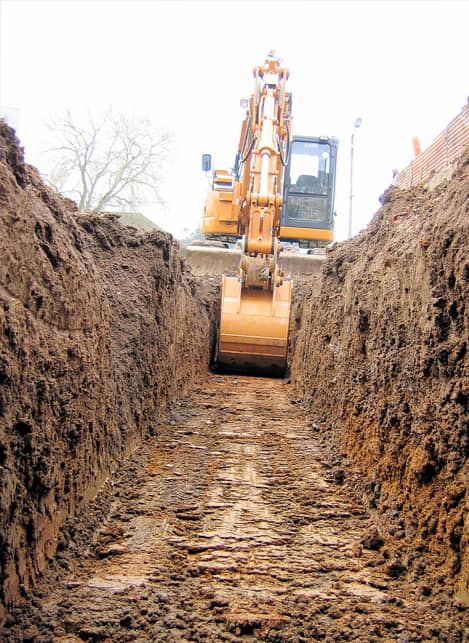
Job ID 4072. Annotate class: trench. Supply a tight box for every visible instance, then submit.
[1,123,468,639]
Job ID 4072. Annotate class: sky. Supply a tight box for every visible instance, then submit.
[1,0,468,240]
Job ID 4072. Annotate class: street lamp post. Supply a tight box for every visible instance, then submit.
[348,117,362,240]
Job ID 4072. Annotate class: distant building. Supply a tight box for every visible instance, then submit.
[394,104,469,188]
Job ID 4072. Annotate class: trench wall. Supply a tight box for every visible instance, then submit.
[0,122,216,621]
[291,150,468,601]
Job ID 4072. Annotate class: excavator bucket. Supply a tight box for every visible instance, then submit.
[216,276,292,376]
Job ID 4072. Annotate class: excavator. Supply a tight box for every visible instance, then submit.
[188,52,338,375]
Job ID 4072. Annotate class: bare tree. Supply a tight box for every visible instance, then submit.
[46,109,171,212]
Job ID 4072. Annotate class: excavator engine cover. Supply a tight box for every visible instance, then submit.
[217,275,292,376]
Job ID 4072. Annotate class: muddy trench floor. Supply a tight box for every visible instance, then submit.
[4,375,466,642]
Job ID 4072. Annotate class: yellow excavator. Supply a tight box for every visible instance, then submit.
[189,52,338,375]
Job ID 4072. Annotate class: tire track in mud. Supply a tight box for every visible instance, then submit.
[7,376,465,642]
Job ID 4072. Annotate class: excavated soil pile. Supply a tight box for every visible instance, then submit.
[292,149,469,605]
[0,121,217,623]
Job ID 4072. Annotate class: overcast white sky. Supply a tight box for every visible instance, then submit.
[1,0,468,240]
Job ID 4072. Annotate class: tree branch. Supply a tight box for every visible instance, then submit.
[44,109,171,212]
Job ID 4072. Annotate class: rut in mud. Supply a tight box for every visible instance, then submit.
[6,376,465,641]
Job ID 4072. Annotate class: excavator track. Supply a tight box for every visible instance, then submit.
[8,375,463,641]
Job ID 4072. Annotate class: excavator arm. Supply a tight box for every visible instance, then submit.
[236,54,291,247]
[215,52,293,374]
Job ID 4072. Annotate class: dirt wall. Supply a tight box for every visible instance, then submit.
[0,121,217,622]
[291,150,468,603]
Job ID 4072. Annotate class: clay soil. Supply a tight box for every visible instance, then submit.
[3,376,466,642]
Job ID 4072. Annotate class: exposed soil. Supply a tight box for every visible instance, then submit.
[0,119,468,641]
[291,150,469,609]
[0,121,218,622]
[3,376,466,641]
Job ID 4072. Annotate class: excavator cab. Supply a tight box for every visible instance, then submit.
[280,136,338,247]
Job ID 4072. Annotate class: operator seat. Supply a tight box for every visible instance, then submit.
[294,175,319,193]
